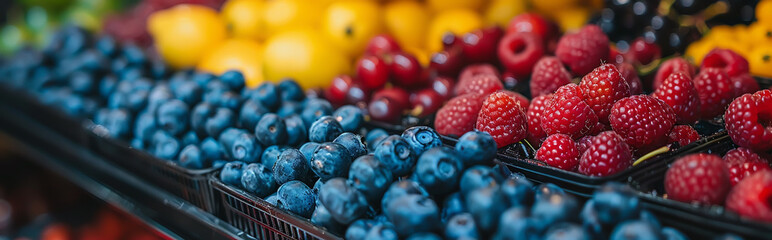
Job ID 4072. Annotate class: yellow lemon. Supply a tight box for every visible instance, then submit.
[427,0,486,12]
[530,0,581,13]
[757,0,772,24]
[747,46,772,78]
[685,40,716,65]
[148,4,226,69]
[263,0,322,36]
[263,29,351,89]
[198,39,264,88]
[483,0,527,28]
[383,0,428,49]
[221,0,266,40]
[426,9,483,52]
[322,0,383,58]
[553,7,592,32]
[745,22,772,48]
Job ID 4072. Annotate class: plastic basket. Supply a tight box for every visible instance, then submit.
[210,175,342,240]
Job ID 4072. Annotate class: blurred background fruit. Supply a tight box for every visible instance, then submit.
[383,1,428,51]
[148,4,226,68]
[262,29,350,89]
[221,0,265,40]
[322,0,382,58]
[426,9,483,52]
[197,38,264,87]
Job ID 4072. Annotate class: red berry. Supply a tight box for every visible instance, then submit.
[434,93,485,137]
[326,75,355,106]
[372,88,411,111]
[627,37,661,65]
[579,64,631,124]
[701,48,750,77]
[346,83,371,105]
[458,64,500,85]
[454,74,504,96]
[526,94,551,144]
[726,170,772,222]
[693,67,734,119]
[616,63,643,95]
[356,55,390,90]
[728,162,772,186]
[578,131,633,176]
[588,121,610,136]
[501,90,530,110]
[665,153,731,205]
[541,84,599,139]
[462,26,504,64]
[410,89,444,117]
[576,135,594,154]
[390,52,424,89]
[730,73,760,98]
[724,147,769,166]
[609,95,676,150]
[555,25,610,76]
[431,76,455,100]
[368,97,404,123]
[507,13,555,45]
[476,91,528,147]
[530,56,572,98]
[497,32,545,78]
[442,32,463,51]
[536,134,581,171]
[652,72,701,124]
[653,57,694,91]
[724,89,772,152]
[667,125,699,147]
[609,45,625,64]
[430,48,465,77]
[366,34,401,56]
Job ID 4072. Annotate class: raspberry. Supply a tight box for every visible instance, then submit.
[530,56,572,97]
[536,134,581,171]
[588,121,610,136]
[541,84,599,139]
[667,125,699,147]
[728,162,772,186]
[526,94,551,144]
[664,153,731,205]
[723,147,769,166]
[730,73,760,98]
[576,135,594,154]
[579,64,631,123]
[616,63,643,95]
[458,64,500,86]
[578,131,633,176]
[701,48,750,77]
[693,67,734,119]
[434,93,485,137]
[501,90,530,110]
[724,89,772,152]
[653,57,694,91]
[652,72,701,124]
[475,91,528,147]
[609,95,676,150]
[726,170,772,222]
[555,25,610,76]
[498,32,545,78]
[454,73,504,96]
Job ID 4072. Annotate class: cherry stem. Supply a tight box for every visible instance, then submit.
[634,146,670,166]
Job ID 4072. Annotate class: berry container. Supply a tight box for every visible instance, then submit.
[210,175,342,240]
[0,86,90,147]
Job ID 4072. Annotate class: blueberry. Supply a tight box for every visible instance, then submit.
[445,213,479,239]
[534,183,566,201]
[385,194,440,237]
[348,155,393,205]
[148,85,174,112]
[459,165,502,198]
[238,100,268,130]
[276,101,303,118]
[99,75,118,98]
[255,113,288,146]
[299,142,320,162]
[466,185,508,232]
[126,89,150,112]
[249,82,280,110]
[366,128,389,152]
[265,193,279,205]
[312,178,324,197]
[174,81,203,106]
[661,227,688,240]
[213,160,228,169]
[131,138,144,150]
[273,148,310,185]
[531,190,580,233]
[380,180,429,213]
[203,81,228,105]
[122,43,146,64]
[333,105,364,132]
[96,35,116,56]
[318,178,368,224]
[311,204,346,234]
[205,108,236,138]
[441,192,466,222]
[69,71,94,94]
[591,183,641,225]
[456,131,497,166]
[179,145,207,169]
[278,78,304,101]
[401,126,442,156]
[181,131,200,146]
[193,72,217,87]
[220,161,245,185]
[150,59,168,79]
[545,223,591,240]
[284,114,308,146]
[241,163,276,197]
[219,70,245,92]
[415,147,463,196]
[219,91,242,110]
[308,116,343,142]
[191,102,216,136]
[276,180,316,218]
[374,135,417,177]
[134,111,157,142]
[609,221,662,240]
[638,210,661,230]
[218,128,262,163]
[260,145,286,169]
[500,175,534,208]
[301,98,333,127]
[346,219,378,240]
[310,142,352,181]
[156,99,189,136]
[201,137,224,161]
[95,108,131,138]
[334,132,367,159]
[364,223,399,240]
[406,233,442,240]
[495,207,537,240]
[151,130,181,160]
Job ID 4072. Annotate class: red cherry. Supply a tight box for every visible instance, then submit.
[442,32,463,51]
[366,34,401,56]
[430,48,465,77]
[497,32,545,78]
[410,89,445,117]
[609,45,626,64]
[373,87,411,110]
[459,64,500,85]
[507,13,555,43]
[368,97,404,123]
[627,37,661,65]
[346,83,371,105]
[325,75,355,106]
[390,52,424,89]
[356,55,390,90]
[462,26,504,64]
[431,76,455,100]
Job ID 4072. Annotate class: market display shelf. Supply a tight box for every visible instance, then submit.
[0,91,251,240]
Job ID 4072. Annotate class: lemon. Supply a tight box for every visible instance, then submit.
[553,8,592,32]
[427,0,486,12]
[530,0,580,13]
[383,0,428,49]
[198,39,264,88]
[148,4,226,69]
[685,40,715,65]
[263,29,350,89]
[483,0,527,28]
[745,22,772,48]
[263,0,322,36]
[757,0,772,24]
[426,9,483,52]
[221,0,265,40]
[322,0,383,58]
[748,46,772,78]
